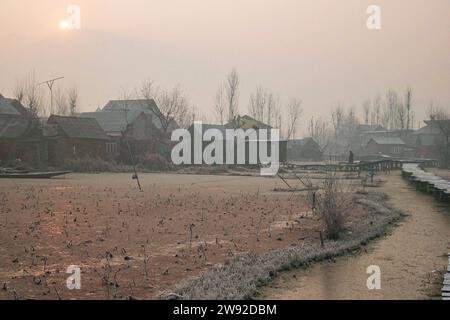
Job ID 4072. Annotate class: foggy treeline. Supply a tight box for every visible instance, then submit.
[11,69,450,146]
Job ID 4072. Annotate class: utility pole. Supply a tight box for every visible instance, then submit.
[122,101,143,192]
[38,77,64,115]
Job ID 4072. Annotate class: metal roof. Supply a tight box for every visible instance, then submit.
[104,99,159,113]
[80,99,164,134]
[0,97,29,116]
[80,110,143,134]
[0,115,30,138]
[369,137,405,145]
[48,115,108,140]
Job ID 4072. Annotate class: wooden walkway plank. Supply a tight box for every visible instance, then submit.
[402,164,450,200]
[444,252,450,299]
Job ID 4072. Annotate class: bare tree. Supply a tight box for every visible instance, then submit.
[405,87,413,130]
[396,101,406,130]
[13,73,44,117]
[248,86,267,121]
[13,80,25,105]
[343,107,359,142]
[266,92,277,126]
[139,80,194,131]
[68,86,79,116]
[331,104,344,139]
[225,68,239,121]
[286,98,302,139]
[159,85,192,129]
[54,87,69,115]
[363,100,371,125]
[214,82,226,124]
[384,89,400,130]
[427,101,449,121]
[308,116,330,148]
[272,96,282,133]
[372,95,381,126]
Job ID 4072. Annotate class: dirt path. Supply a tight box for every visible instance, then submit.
[261,173,450,299]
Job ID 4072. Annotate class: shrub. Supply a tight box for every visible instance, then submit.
[139,153,172,171]
[316,173,353,239]
[64,155,119,173]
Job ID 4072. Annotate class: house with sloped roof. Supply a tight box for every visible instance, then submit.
[412,120,447,159]
[287,137,322,161]
[102,99,178,133]
[46,115,109,166]
[0,96,43,165]
[226,115,272,131]
[80,99,171,162]
[186,121,288,165]
[365,137,406,157]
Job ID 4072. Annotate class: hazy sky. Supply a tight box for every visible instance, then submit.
[1,0,449,133]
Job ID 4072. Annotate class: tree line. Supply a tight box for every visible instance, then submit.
[13,72,79,118]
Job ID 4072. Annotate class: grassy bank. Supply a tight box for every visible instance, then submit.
[170,192,405,300]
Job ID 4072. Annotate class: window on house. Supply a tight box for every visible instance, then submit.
[106,142,118,154]
[392,146,401,154]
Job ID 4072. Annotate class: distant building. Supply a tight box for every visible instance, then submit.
[287,138,323,161]
[185,122,286,164]
[412,120,446,159]
[80,99,173,162]
[46,115,109,166]
[226,115,272,132]
[0,96,43,165]
[365,137,406,157]
[102,99,178,134]
[322,142,350,162]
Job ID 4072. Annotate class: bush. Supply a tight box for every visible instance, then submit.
[64,155,119,173]
[316,173,353,239]
[139,153,172,171]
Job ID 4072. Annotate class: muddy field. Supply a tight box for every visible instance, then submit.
[0,172,368,300]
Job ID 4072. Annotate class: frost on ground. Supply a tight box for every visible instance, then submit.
[173,192,405,300]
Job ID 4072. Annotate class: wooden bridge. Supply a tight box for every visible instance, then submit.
[285,159,438,173]
[401,163,450,202]
[443,253,450,300]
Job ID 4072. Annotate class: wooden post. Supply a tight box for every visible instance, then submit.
[319,231,324,247]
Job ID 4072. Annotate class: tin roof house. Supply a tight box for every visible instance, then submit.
[80,99,173,162]
[287,138,323,161]
[365,137,406,157]
[46,115,109,166]
[0,96,42,165]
